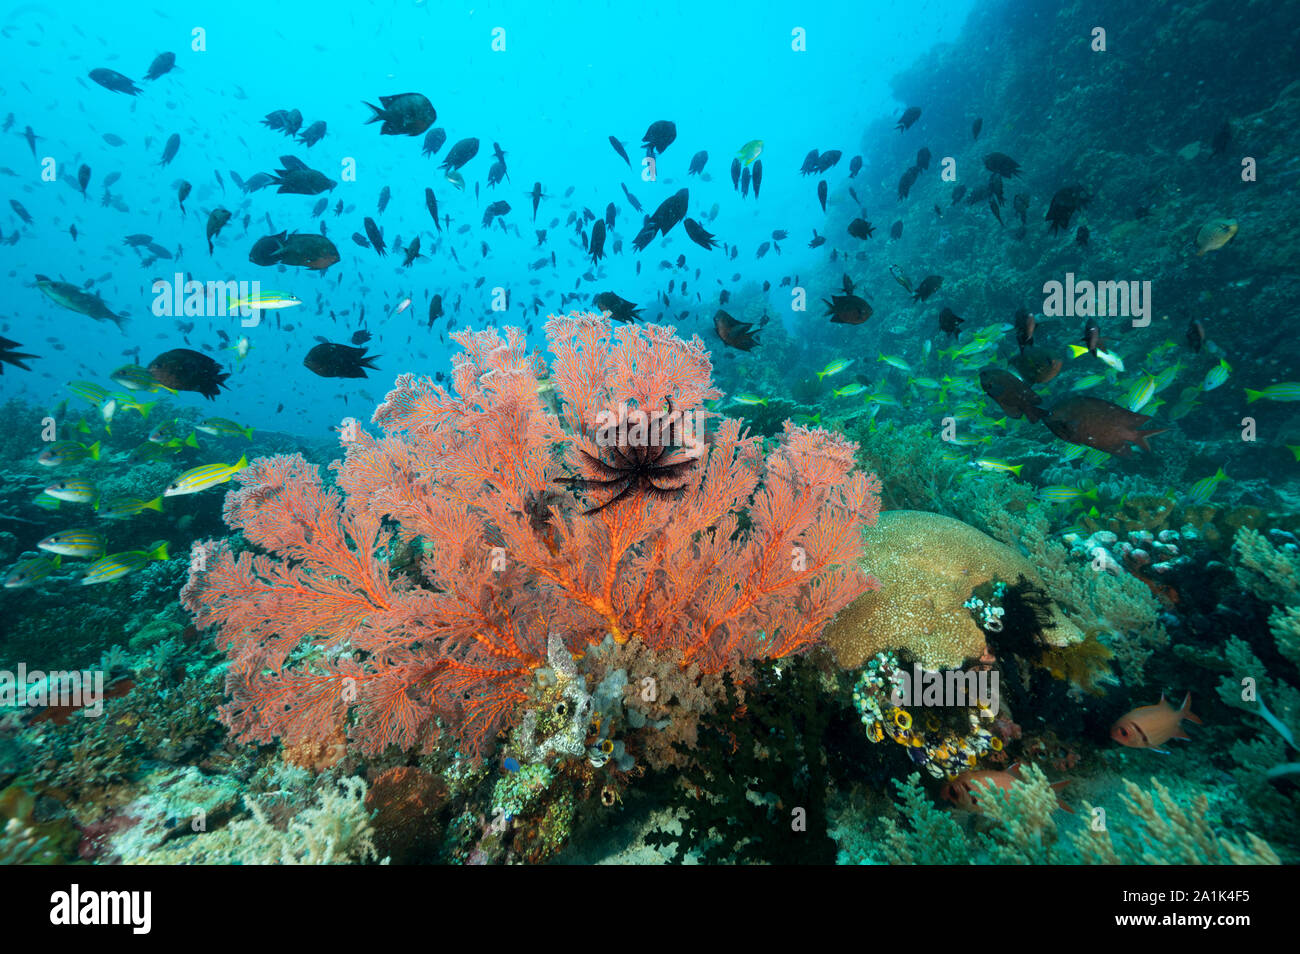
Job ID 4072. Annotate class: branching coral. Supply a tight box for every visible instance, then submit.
[1072,777,1280,865]
[182,313,880,760]
[1233,527,1300,609]
[861,767,1278,865]
[142,776,383,865]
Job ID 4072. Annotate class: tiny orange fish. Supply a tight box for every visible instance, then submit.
[1111,691,1201,751]
[940,763,1070,813]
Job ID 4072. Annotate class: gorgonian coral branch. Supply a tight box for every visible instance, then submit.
[183,312,880,759]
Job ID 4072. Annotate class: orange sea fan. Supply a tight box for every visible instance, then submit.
[183,311,880,759]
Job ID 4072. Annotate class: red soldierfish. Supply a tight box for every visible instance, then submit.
[1111,692,1202,751]
[940,763,1070,813]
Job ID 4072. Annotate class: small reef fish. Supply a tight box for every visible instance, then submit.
[1068,343,1125,373]
[4,555,61,588]
[1203,359,1231,391]
[940,763,1069,813]
[815,359,853,381]
[196,418,255,440]
[1039,485,1099,505]
[1194,217,1237,255]
[79,542,170,585]
[97,496,165,520]
[227,290,301,311]
[164,455,249,496]
[1245,382,1300,403]
[736,140,763,166]
[971,458,1022,476]
[43,479,98,505]
[1111,692,1201,751]
[1185,468,1229,505]
[36,528,106,559]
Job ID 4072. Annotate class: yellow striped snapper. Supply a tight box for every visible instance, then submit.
[43,479,98,506]
[865,392,900,407]
[1167,385,1203,421]
[37,440,100,467]
[877,353,913,374]
[4,555,61,588]
[196,417,255,440]
[227,290,301,312]
[1185,468,1229,505]
[1245,382,1300,403]
[1203,359,1231,391]
[79,542,170,585]
[230,336,254,365]
[737,140,764,166]
[117,395,158,419]
[816,358,854,381]
[1069,372,1108,390]
[1151,362,1183,393]
[1126,373,1158,412]
[37,528,106,559]
[1069,344,1125,372]
[971,458,1023,476]
[163,455,248,496]
[100,397,117,433]
[67,380,110,405]
[110,364,164,392]
[1038,485,1099,505]
[97,496,164,520]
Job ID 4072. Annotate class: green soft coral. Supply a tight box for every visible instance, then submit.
[853,765,1278,865]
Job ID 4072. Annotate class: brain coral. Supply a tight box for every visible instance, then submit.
[824,510,1084,669]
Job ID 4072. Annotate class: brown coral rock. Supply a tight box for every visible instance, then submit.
[365,766,450,864]
[824,510,1084,669]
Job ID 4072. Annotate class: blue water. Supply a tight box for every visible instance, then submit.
[0,0,973,432]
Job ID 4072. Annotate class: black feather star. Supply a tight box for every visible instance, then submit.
[0,336,38,372]
[553,406,700,515]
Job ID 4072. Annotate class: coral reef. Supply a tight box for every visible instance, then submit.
[853,766,1278,865]
[141,776,384,864]
[644,659,843,864]
[181,313,880,764]
[824,510,1083,669]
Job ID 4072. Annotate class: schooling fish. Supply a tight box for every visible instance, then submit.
[205,208,232,255]
[159,133,180,167]
[145,51,176,80]
[164,456,249,497]
[148,348,230,400]
[422,127,447,157]
[364,93,436,136]
[303,342,379,379]
[37,528,106,559]
[4,555,61,589]
[80,542,170,585]
[608,135,631,166]
[89,68,141,95]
